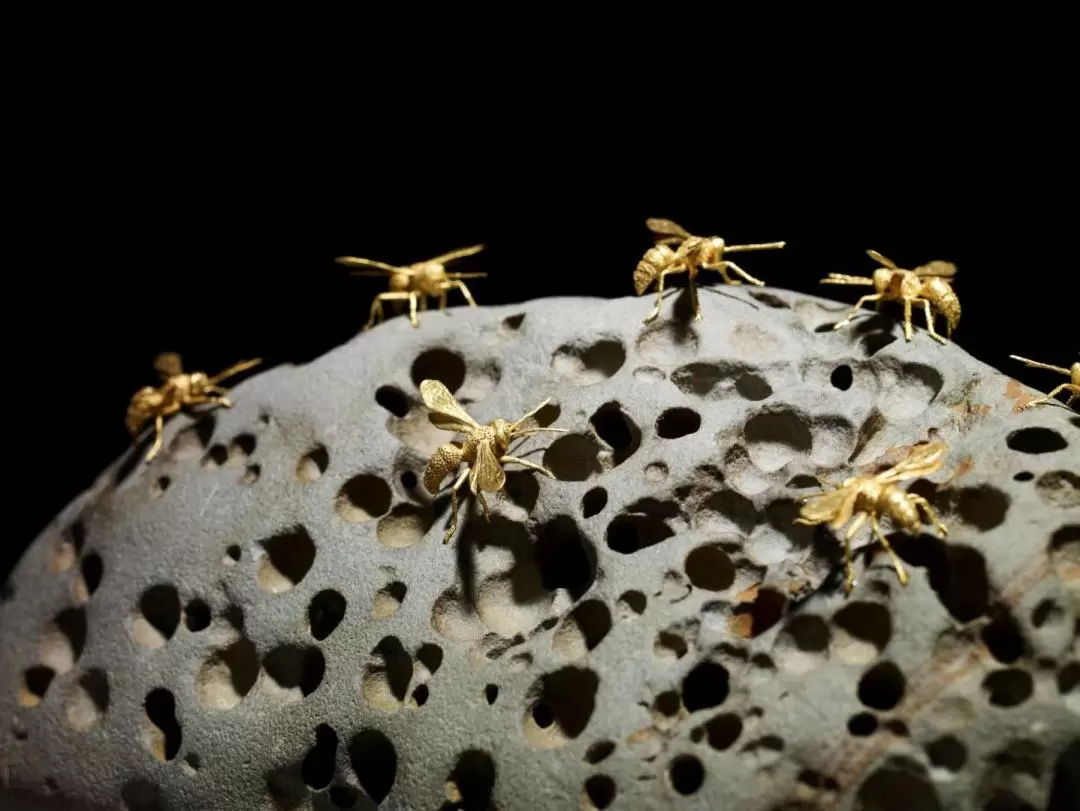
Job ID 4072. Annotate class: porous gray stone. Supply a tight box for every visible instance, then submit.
[1,286,1077,811]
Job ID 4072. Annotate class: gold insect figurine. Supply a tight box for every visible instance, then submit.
[1009,355,1079,410]
[335,244,487,330]
[126,353,262,463]
[419,380,566,544]
[821,250,961,343]
[634,218,786,323]
[794,440,951,594]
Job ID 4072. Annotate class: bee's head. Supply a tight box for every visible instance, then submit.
[188,372,211,393]
[492,419,513,449]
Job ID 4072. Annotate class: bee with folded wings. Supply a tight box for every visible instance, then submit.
[419,380,566,544]
[822,250,961,343]
[126,353,262,463]
[634,218,786,323]
[795,440,951,594]
[335,244,487,330]
[1009,354,1079,410]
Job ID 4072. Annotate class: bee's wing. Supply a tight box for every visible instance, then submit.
[875,441,948,484]
[646,218,691,238]
[153,352,184,378]
[471,440,506,493]
[914,260,958,278]
[419,380,479,433]
[866,249,897,269]
[335,256,418,276]
[425,244,485,265]
[799,486,859,528]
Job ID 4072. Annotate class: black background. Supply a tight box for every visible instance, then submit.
[4,86,1072,583]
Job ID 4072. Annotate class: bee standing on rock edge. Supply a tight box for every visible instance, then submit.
[822,249,961,343]
[794,440,951,594]
[1009,355,1079,410]
[126,353,262,463]
[419,380,566,544]
[634,218,786,323]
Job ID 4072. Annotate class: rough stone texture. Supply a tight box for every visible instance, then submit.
[1,286,1077,811]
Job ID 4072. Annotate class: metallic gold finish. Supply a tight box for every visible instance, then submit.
[1009,355,1079,410]
[795,440,951,594]
[419,380,565,544]
[822,250,961,343]
[634,219,785,323]
[126,354,262,463]
[335,245,486,330]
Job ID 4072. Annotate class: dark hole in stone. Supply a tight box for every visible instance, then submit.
[375,385,410,418]
[302,723,338,791]
[785,615,830,652]
[411,349,466,393]
[590,402,641,463]
[814,322,836,333]
[417,643,443,675]
[534,515,596,599]
[565,600,612,653]
[266,764,305,807]
[122,779,165,811]
[1014,471,1034,482]
[1032,599,1063,628]
[184,753,200,771]
[619,590,647,615]
[221,638,259,697]
[656,630,688,659]
[798,769,840,792]
[1037,470,1080,508]
[656,407,702,439]
[184,598,211,632]
[527,401,561,428]
[848,712,878,736]
[736,373,773,401]
[704,713,742,750]
[259,527,317,591]
[984,790,1037,811]
[264,646,326,697]
[330,785,359,808]
[231,433,256,457]
[1006,427,1067,454]
[731,588,786,638]
[412,684,429,706]
[856,760,941,811]
[585,739,615,764]
[23,665,55,701]
[752,653,775,671]
[349,729,397,804]
[145,688,182,761]
[952,485,1010,531]
[831,365,854,390]
[926,735,967,772]
[682,661,729,712]
[607,512,675,555]
[504,313,525,330]
[584,774,616,809]
[684,545,735,591]
[226,545,241,563]
[336,475,392,522]
[858,661,905,710]
[543,434,603,481]
[448,749,496,811]
[895,535,991,623]
[308,590,347,641]
[400,470,418,490]
[834,601,892,651]
[582,487,608,518]
[745,408,812,454]
[77,668,109,717]
[503,470,539,513]
[140,586,179,642]
[553,339,627,381]
[1051,524,1080,554]
[702,489,761,534]
[671,362,727,397]
[529,667,599,740]
[983,669,1033,707]
[1058,662,1079,694]
[484,684,499,705]
[862,332,899,356]
[373,636,413,703]
[765,497,818,548]
[750,290,790,309]
[296,445,330,482]
[669,754,704,795]
[386,581,407,603]
[202,444,228,467]
[1048,740,1080,811]
[654,690,680,717]
[80,553,103,597]
[982,610,1026,664]
[885,719,910,737]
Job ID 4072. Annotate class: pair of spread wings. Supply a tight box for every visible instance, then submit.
[420,379,507,493]
[868,249,958,279]
[646,218,694,241]
[153,352,184,379]
[799,440,947,529]
[335,245,485,276]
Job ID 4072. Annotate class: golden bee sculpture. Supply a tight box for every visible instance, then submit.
[634,218,785,323]
[335,244,487,330]
[126,353,262,463]
[795,440,951,594]
[822,250,961,343]
[419,380,566,544]
[1009,355,1079,410]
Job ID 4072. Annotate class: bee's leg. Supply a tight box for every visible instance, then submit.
[908,494,948,536]
[689,275,703,321]
[901,298,915,341]
[832,294,884,331]
[408,292,420,327]
[418,295,428,312]
[1066,387,1078,408]
[145,415,165,463]
[720,260,765,287]
[841,513,868,595]
[869,514,909,586]
[476,491,492,521]
[449,280,479,308]
[1021,383,1074,409]
[500,455,556,479]
[444,468,471,544]
[365,292,411,331]
[644,270,672,324]
[913,298,947,344]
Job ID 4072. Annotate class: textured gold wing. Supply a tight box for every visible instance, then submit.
[470,440,506,493]
[798,485,859,528]
[425,244,485,265]
[334,256,417,275]
[914,260,958,278]
[153,352,183,378]
[420,379,479,433]
[646,218,691,238]
[875,441,947,484]
[866,249,898,269]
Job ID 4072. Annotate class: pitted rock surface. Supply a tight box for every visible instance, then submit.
[1,288,1077,810]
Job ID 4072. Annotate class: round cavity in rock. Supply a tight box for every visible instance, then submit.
[981,611,1026,664]
[644,461,669,483]
[132,586,179,649]
[484,684,499,705]
[581,487,608,518]
[257,526,316,594]
[744,408,812,472]
[654,629,688,660]
[444,749,496,810]
[682,661,729,712]
[476,569,552,639]
[169,416,215,459]
[349,729,397,805]
[858,661,906,710]
[552,600,612,661]
[195,639,258,710]
[1007,426,1067,454]
[684,545,735,591]
[606,511,675,555]
[72,552,103,604]
[362,637,413,713]
[617,590,646,619]
[926,735,967,774]
[376,503,434,548]
[585,739,616,764]
[856,761,941,811]
[150,475,170,498]
[263,645,325,702]
[122,779,165,811]
[543,434,602,481]
[375,385,411,418]
[637,322,699,366]
[431,587,485,642]
[667,754,704,795]
[184,598,211,632]
[633,366,665,383]
[183,753,201,774]
[847,712,878,736]
[1014,471,1034,482]
[729,588,786,638]
[372,582,407,619]
[656,407,701,439]
[224,545,241,565]
[982,668,1033,707]
[1036,470,1080,508]
[736,372,773,401]
[704,713,742,750]
[296,445,329,482]
[309,589,346,640]
[142,688,181,761]
[877,363,944,421]
[583,774,616,809]
[551,338,626,385]
[301,724,338,791]
[534,516,597,600]
[832,601,892,664]
[335,474,392,522]
[240,464,260,484]
[20,666,55,707]
[831,364,854,391]
[411,348,466,393]
[590,402,641,464]
[521,667,599,749]
[65,669,109,731]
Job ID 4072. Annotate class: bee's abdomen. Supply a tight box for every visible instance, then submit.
[634,245,673,295]
[924,278,961,330]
